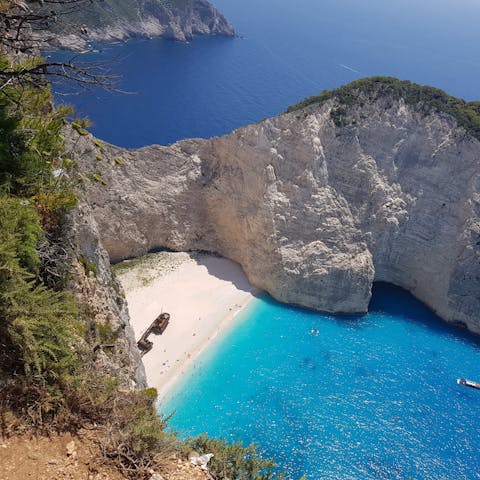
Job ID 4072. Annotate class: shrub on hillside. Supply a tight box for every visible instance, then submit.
[0,196,78,377]
[287,76,480,140]
[184,434,283,480]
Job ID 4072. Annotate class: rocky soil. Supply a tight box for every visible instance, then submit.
[0,430,208,480]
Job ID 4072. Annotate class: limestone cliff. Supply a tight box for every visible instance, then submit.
[43,0,234,50]
[67,201,147,388]
[72,78,480,334]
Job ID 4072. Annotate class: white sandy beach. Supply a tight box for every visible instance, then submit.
[114,252,255,400]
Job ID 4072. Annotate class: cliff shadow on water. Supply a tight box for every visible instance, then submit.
[253,281,480,347]
[369,282,480,347]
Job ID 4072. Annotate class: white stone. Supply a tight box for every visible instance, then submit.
[74,97,480,334]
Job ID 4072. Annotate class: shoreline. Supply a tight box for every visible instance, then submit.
[114,251,256,401]
[156,293,254,402]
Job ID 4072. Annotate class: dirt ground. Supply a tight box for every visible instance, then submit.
[0,429,208,480]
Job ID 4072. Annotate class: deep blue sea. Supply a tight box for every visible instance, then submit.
[162,284,480,480]
[49,0,480,148]
[50,1,480,477]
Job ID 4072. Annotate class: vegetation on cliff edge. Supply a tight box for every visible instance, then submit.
[0,54,282,480]
[287,76,480,141]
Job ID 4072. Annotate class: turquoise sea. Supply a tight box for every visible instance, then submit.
[50,1,480,477]
[162,285,480,479]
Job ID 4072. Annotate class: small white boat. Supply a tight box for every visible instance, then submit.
[457,378,480,390]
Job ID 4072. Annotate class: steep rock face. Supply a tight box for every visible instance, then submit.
[44,0,234,50]
[73,90,480,334]
[68,201,147,388]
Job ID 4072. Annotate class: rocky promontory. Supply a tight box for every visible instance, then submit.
[43,0,235,50]
[73,77,480,334]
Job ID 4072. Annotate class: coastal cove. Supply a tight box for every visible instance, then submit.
[161,284,480,480]
[48,0,480,478]
[114,252,256,400]
[114,251,480,479]
[66,76,480,479]
[2,0,480,478]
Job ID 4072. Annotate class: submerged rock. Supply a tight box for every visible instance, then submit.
[72,77,480,334]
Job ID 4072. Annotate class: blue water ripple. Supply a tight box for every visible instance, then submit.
[162,284,480,480]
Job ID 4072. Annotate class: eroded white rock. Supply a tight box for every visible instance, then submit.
[73,96,480,334]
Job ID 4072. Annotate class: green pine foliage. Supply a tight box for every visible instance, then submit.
[71,121,89,136]
[0,271,77,375]
[286,76,480,140]
[0,196,77,376]
[0,196,42,272]
[0,57,79,380]
[0,81,73,198]
[0,81,77,232]
[0,99,31,195]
